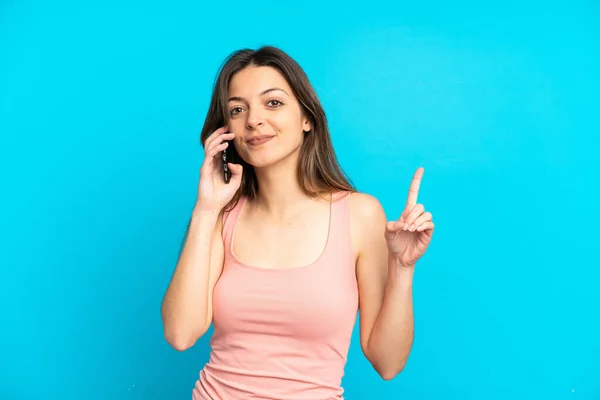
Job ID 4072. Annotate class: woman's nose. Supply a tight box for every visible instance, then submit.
[245,108,265,130]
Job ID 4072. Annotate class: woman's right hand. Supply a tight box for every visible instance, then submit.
[195,126,243,213]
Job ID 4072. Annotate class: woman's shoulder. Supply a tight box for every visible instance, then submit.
[221,195,248,228]
[328,189,385,216]
[347,191,386,219]
[344,191,388,258]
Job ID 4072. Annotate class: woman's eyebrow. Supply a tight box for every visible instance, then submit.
[228,87,289,102]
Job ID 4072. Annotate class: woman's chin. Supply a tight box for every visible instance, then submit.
[245,154,289,170]
[241,146,300,170]
[248,158,278,169]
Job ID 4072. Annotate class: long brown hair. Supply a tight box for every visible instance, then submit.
[199,46,355,213]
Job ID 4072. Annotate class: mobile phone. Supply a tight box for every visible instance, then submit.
[222,141,231,184]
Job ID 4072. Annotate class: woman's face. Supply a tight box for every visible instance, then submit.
[226,66,311,169]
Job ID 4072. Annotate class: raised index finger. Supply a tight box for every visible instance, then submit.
[406,167,424,208]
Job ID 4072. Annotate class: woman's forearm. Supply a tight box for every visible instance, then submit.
[366,260,415,380]
[161,209,220,350]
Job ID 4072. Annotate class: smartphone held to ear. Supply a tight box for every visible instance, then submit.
[222,141,231,184]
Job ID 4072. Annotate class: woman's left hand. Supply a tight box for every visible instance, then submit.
[384,167,435,268]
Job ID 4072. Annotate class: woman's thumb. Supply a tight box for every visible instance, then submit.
[228,163,243,181]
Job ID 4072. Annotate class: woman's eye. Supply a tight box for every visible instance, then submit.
[230,107,243,116]
[267,99,283,107]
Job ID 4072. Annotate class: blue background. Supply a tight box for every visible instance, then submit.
[1,1,598,399]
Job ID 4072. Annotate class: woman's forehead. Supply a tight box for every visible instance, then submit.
[229,66,291,97]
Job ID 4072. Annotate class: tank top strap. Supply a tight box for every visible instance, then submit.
[324,191,353,262]
[221,196,247,249]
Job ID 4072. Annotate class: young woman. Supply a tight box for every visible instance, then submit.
[161,46,435,400]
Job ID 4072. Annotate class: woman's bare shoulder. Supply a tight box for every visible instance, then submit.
[349,191,385,218]
[348,191,387,258]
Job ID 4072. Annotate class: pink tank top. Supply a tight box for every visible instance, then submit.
[192,191,359,400]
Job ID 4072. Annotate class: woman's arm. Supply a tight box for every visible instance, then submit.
[351,193,415,380]
[161,209,225,351]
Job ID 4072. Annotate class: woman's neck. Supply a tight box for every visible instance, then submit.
[251,157,319,222]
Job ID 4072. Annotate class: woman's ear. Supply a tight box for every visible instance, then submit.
[303,117,312,133]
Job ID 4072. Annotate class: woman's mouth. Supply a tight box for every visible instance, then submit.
[246,135,275,146]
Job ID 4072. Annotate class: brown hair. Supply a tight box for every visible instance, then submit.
[199,46,355,213]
